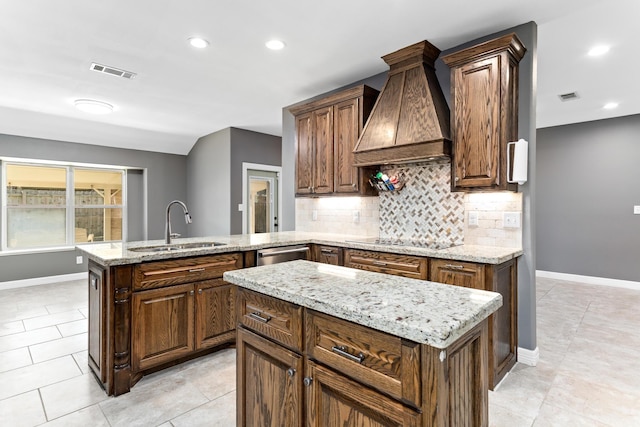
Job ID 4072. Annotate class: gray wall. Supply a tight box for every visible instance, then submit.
[0,133,187,282]
[187,128,231,236]
[229,128,281,234]
[281,23,538,351]
[537,114,640,282]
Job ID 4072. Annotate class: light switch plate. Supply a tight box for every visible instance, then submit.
[352,210,360,224]
[312,210,318,221]
[504,212,521,228]
[634,205,640,215]
[238,203,243,212]
[468,211,479,227]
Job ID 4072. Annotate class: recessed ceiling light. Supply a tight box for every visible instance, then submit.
[74,99,114,115]
[265,39,286,50]
[188,37,209,49]
[603,102,619,110]
[588,45,610,57]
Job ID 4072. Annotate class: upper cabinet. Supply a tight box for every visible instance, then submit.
[443,33,526,192]
[290,85,379,197]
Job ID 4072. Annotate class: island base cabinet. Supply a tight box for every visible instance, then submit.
[195,279,236,350]
[305,360,421,427]
[237,326,303,427]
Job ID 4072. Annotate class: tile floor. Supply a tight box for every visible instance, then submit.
[0,276,639,426]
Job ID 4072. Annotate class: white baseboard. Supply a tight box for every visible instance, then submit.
[536,270,640,291]
[0,272,86,291]
[517,346,539,366]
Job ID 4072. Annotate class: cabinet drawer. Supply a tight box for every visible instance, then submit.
[238,289,303,353]
[305,310,421,408]
[313,245,343,266]
[344,249,428,280]
[134,253,243,291]
[429,259,485,290]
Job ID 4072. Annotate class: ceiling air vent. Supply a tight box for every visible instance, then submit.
[558,92,579,101]
[90,62,136,79]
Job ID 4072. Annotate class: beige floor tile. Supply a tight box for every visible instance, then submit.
[56,318,88,337]
[0,325,61,353]
[99,373,209,427]
[0,390,47,427]
[72,350,91,374]
[29,332,88,364]
[39,404,111,427]
[177,348,236,401]
[0,355,82,400]
[23,309,85,331]
[0,346,32,373]
[0,319,25,337]
[489,403,534,427]
[489,368,552,419]
[171,391,236,427]
[532,401,609,427]
[40,373,110,420]
[0,305,49,324]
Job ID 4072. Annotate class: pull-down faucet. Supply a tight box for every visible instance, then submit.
[165,200,192,244]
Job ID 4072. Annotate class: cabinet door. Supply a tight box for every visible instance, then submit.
[313,245,343,266]
[88,264,105,383]
[334,98,360,193]
[296,112,314,195]
[195,279,236,350]
[429,259,485,290]
[237,327,303,427]
[488,260,517,387]
[305,360,421,427]
[131,283,194,371]
[312,106,334,194]
[452,55,501,189]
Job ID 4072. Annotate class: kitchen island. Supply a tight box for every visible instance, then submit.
[77,231,520,396]
[224,260,502,426]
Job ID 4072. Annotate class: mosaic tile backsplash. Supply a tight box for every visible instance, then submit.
[379,161,465,245]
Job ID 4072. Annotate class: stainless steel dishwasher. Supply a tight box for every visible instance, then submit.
[256,245,310,266]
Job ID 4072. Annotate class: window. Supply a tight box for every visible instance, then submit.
[2,161,126,251]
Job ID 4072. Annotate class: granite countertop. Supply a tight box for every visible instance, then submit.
[76,231,523,266]
[223,260,502,348]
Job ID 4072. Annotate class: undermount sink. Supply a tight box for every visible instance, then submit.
[128,242,226,253]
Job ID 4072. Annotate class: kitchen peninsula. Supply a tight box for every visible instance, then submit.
[224,260,502,426]
[77,231,521,396]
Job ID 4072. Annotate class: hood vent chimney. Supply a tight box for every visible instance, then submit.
[353,40,451,166]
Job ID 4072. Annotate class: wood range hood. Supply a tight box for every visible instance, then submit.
[353,40,451,167]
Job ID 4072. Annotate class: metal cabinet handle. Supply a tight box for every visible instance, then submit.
[287,368,296,377]
[444,264,464,270]
[189,268,205,273]
[331,345,365,364]
[303,377,313,387]
[248,312,272,323]
[320,249,335,254]
[372,260,387,266]
[198,289,203,294]
[189,290,194,296]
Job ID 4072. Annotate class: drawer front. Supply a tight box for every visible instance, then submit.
[429,259,485,290]
[305,310,421,407]
[238,289,303,352]
[344,249,428,280]
[314,245,343,266]
[134,253,243,291]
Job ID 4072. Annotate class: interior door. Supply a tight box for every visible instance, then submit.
[246,169,278,234]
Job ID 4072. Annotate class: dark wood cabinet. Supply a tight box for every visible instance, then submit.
[312,245,343,265]
[344,248,428,280]
[443,33,526,192]
[290,85,379,197]
[195,279,236,350]
[430,258,517,388]
[87,263,106,384]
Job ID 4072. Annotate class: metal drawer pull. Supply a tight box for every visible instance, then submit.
[320,249,335,254]
[331,346,365,364]
[249,312,272,323]
[188,268,205,273]
[444,264,464,270]
[372,260,387,266]
[303,377,313,387]
[287,368,296,377]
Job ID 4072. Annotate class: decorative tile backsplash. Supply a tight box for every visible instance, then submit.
[294,161,523,248]
[379,162,464,245]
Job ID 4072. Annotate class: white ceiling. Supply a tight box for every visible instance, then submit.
[0,0,637,155]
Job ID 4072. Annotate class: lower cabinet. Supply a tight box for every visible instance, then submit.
[312,245,343,266]
[344,248,428,280]
[430,258,517,388]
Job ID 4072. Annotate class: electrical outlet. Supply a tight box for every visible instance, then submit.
[352,210,360,224]
[468,211,479,227]
[634,205,640,215]
[238,203,243,212]
[76,255,83,264]
[312,210,318,221]
[503,212,521,228]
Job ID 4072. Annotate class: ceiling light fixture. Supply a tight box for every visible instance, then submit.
[188,37,209,49]
[74,99,114,115]
[603,102,619,110]
[588,45,610,57]
[265,39,286,50]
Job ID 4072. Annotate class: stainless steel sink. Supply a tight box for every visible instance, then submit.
[128,242,226,252]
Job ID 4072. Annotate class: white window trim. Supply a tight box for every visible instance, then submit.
[1,158,130,253]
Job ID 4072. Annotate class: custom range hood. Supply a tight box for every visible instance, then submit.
[353,40,451,166]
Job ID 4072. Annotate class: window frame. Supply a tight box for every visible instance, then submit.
[1,158,128,253]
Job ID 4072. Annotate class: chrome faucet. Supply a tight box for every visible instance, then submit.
[165,200,192,244]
